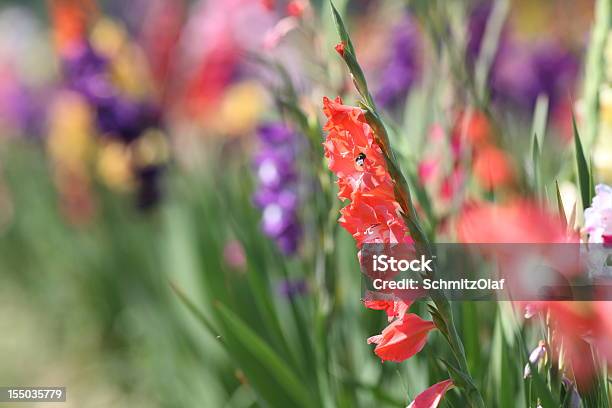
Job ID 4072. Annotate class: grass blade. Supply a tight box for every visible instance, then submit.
[555,181,568,230]
[573,116,594,210]
[215,302,315,408]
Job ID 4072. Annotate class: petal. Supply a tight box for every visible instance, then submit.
[407,379,454,408]
[367,334,383,345]
[371,314,435,363]
[363,298,412,322]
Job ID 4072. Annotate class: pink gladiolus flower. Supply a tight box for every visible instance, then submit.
[223,240,247,271]
[263,17,299,50]
[407,379,454,408]
[456,200,572,244]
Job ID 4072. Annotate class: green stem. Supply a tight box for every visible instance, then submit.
[582,0,611,152]
[363,109,485,407]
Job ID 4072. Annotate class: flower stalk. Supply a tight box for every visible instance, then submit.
[329,2,485,406]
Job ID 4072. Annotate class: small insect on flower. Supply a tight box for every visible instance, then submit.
[355,152,366,167]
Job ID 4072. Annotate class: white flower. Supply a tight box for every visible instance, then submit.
[524,340,547,378]
[583,184,612,243]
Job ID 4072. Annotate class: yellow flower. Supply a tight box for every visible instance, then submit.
[97,141,134,191]
[90,18,126,58]
[212,81,267,136]
[47,92,96,172]
[593,139,612,183]
[132,128,170,167]
[91,18,152,98]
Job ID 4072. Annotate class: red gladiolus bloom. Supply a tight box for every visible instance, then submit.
[286,0,305,17]
[323,96,408,246]
[323,96,434,364]
[534,301,612,386]
[456,200,571,244]
[260,0,275,11]
[50,0,95,52]
[407,379,454,408]
[367,313,435,363]
[323,96,393,200]
[453,110,492,147]
[472,146,515,190]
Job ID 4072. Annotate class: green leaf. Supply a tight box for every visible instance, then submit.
[440,358,482,406]
[568,201,577,232]
[406,166,435,234]
[171,281,219,335]
[526,360,559,408]
[555,181,568,230]
[531,132,541,197]
[573,116,594,210]
[581,0,611,150]
[215,302,315,408]
[329,1,355,55]
[589,156,596,203]
[530,94,549,151]
[329,1,375,107]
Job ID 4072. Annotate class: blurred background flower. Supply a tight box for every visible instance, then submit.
[253,122,302,255]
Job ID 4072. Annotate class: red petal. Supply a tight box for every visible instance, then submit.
[370,314,435,363]
[286,0,305,17]
[407,379,454,408]
[363,299,412,322]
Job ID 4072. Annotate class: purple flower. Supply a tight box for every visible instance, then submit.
[491,40,578,111]
[467,2,579,112]
[276,278,309,300]
[375,14,421,108]
[253,123,301,255]
[97,97,160,142]
[0,81,47,137]
[61,43,161,143]
[466,2,494,64]
[59,39,166,209]
[62,44,114,104]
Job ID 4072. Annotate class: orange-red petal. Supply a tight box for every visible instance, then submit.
[407,379,454,408]
[363,298,412,322]
[367,314,435,363]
